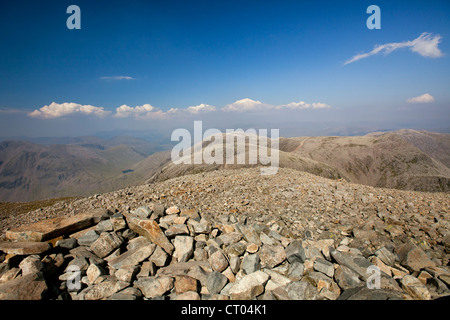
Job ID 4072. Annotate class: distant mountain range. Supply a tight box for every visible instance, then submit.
[0,130,448,202]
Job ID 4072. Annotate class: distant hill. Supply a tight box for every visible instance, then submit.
[0,137,171,202]
[1,130,448,202]
[149,129,450,192]
[278,129,450,192]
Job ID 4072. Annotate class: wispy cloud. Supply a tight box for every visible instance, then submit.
[345,32,443,65]
[276,101,331,110]
[100,76,135,80]
[406,93,435,104]
[28,102,111,119]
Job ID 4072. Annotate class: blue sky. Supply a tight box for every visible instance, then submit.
[0,0,449,137]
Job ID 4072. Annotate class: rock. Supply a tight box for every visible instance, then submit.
[400,275,431,300]
[134,276,174,299]
[149,246,169,267]
[264,269,292,291]
[19,255,44,276]
[241,253,260,275]
[0,268,21,283]
[56,238,78,250]
[375,246,397,266]
[0,241,51,255]
[115,265,139,283]
[228,271,270,300]
[188,219,212,234]
[216,232,243,246]
[208,250,229,272]
[84,279,129,300]
[259,245,286,269]
[313,257,334,278]
[0,273,48,300]
[229,256,241,274]
[77,230,99,246]
[246,243,259,253]
[166,206,180,215]
[396,242,436,272]
[137,261,157,278]
[180,208,200,221]
[86,264,105,284]
[126,217,174,255]
[108,244,155,269]
[90,232,123,259]
[304,271,334,291]
[330,250,373,280]
[338,286,404,300]
[110,213,127,231]
[165,224,189,237]
[6,209,109,242]
[285,240,306,264]
[206,271,229,294]
[130,206,152,219]
[173,236,194,263]
[175,291,201,300]
[175,275,199,294]
[235,224,261,246]
[96,219,113,233]
[334,265,364,290]
[287,262,304,281]
[285,280,319,300]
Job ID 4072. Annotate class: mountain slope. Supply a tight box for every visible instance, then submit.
[279,130,450,192]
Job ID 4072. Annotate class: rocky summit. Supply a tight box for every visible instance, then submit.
[0,167,449,300]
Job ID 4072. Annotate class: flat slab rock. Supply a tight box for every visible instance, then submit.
[5,209,109,242]
[0,241,51,255]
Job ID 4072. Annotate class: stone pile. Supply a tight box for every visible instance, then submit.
[1,201,449,300]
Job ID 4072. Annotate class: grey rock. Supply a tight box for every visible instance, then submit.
[375,246,397,266]
[228,271,270,300]
[206,271,229,294]
[108,244,156,269]
[56,238,78,250]
[259,245,286,269]
[313,258,334,278]
[334,265,364,291]
[90,232,124,259]
[285,240,306,264]
[134,276,174,299]
[338,286,404,300]
[287,262,304,281]
[242,253,260,275]
[96,219,113,233]
[131,206,152,219]
[77,230,99,246]
[330,250,373,280]
[286,280,319,300]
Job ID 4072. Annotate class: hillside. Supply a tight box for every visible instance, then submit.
[278,130,450,192]
[1,129,449,202]
[0,138,170,202]
[0,167,448,300]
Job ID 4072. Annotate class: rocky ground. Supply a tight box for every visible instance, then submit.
[0,167,449,300]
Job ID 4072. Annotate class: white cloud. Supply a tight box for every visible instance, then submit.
[276,101,331,110]
[186,103,216,114]
[406,93,435,104]
[345,32,443,65]
[28,102,110,119]
[100,76,134,80]
[113,104,167,119]
[222,98,267,112]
